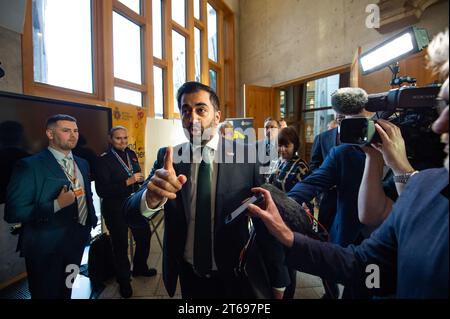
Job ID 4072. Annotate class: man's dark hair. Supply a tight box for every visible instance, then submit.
[46,114,77,129]
[278,126,300,153]
[264,117,280,128]
[176,81,220,112]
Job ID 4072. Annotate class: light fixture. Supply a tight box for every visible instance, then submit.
[359,26,429,75]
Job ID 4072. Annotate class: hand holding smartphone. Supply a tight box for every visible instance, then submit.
[225,193,264,224]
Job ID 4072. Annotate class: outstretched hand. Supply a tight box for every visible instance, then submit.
[145,147,187,208]
[247,187,294,247]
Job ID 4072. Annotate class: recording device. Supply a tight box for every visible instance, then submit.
[225,184,328,241]
[340,85,441,145]
[261,184,328,241]
[340,84,445,169]
[225,193,264,224]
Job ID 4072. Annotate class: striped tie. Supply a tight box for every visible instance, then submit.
[64,157,88,226]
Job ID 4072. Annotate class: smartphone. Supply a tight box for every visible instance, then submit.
[225,193,264,225]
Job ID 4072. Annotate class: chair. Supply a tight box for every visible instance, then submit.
[128,209,164,260]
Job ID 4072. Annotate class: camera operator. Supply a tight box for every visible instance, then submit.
[358,119,417,226]
[286,87,385,298]
[247,29,449,298]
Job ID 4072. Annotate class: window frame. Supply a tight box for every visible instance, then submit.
[22,0,235,119]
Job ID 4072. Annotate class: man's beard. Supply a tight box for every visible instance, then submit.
[186,121,216,146]
[56,139,77,151]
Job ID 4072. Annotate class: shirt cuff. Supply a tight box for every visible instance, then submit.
[140,189,167,218]
[54,200,61,213]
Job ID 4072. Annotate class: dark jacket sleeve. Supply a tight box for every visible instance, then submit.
[288,147,338,205]
[123,148,166,228]
[286,208,397,296]
[5,159,54,223]
[94,155,132,198]
[253,153,290,288]
[309,134,323,172]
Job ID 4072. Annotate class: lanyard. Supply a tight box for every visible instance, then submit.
[111,148,133,177]
[60,159,77,186]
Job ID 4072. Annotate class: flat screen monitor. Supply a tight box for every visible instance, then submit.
[0,90,112,203]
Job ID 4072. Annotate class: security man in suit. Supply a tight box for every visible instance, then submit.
[258,117,280,181]
[124,81,289,299]
[94,126,155,298]
[5,114,98,299]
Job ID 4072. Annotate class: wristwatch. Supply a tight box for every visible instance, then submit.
[393,170,419,184]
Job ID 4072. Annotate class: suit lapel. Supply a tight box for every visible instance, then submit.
[214,139,236,231]
[174,143,192,223]
[41,149,67,180]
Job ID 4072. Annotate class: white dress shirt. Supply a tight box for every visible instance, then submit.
[140,134,219,270]
[48,147,85,213]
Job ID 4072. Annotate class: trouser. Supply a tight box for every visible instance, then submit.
[322,279,340,298]
[283,268,297,299]
[102,199,151,284]
[25,223,90,299]
[178,260,245,299]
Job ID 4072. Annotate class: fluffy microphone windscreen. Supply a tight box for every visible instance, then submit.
[261,183,328,241]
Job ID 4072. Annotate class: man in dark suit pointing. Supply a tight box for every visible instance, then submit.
[125,82,289,299]
[5,114,97,299]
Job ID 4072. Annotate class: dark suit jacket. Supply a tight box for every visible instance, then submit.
[4,149,97,257]
[286,168,449,298]
[94,147,142,200]
[289,145,367,246]
[309,127,338,172]
[124,139,289,297]
[308,128,339,230]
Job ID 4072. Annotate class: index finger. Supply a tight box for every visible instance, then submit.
[250,187,274,205]
[376,119,399,137]
[374,122,390,143]
[163,146,174,171]
[155,169,184,190]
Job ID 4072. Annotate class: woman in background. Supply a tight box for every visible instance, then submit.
[268,126,309,193]
[268,126,309,298]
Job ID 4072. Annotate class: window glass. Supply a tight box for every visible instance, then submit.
[172,31,186,113]
[113,12,142,84]
[118,0,140,14]
[114,86,143,106]
[303,74,340,138]
[194,28,201,82]
[209,69,217,93]
[280,91,286,119]
[32,0,93,93]
[152,0,163,59]
[194,0,200,19]
[153,66,164,118]
[171,0,186,27]
[207,3,217,62]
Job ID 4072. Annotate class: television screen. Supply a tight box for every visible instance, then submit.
[0,90,112,203]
